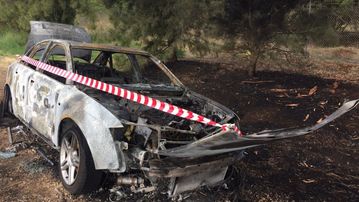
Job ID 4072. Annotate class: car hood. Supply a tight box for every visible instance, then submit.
[84,86,238,129]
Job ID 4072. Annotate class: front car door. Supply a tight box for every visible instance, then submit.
[27,42,71,138]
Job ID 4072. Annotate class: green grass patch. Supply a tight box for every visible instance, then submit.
[0,31,27,56]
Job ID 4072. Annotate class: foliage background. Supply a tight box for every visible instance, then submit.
[0,0,359,75]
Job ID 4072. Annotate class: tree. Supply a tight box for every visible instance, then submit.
[218,0,308,76]
[290,0,359,46]
[0,0,78,31]
[102,0,222,60]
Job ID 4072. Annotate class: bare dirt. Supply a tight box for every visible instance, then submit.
[0,58,359,201]
[0,56,16,101]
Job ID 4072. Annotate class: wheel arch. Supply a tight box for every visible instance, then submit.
[3,84,13,113]
[57,117,104,194]
[56,116,123,171]
[57,118,78,145]
[4,83,10,91]
[4,84,11,100]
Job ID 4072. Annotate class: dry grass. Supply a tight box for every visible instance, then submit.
[308,46,359,64]
[306,46,359,82]
[186,46,359,83]
[257,46,359,83]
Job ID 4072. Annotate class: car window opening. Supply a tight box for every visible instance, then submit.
[72,48,173,87]
[43,45,67,84]
[25,43,48,70]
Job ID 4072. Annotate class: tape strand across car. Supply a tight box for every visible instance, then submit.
[3,21,358,196]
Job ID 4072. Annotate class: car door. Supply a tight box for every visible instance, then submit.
[27,43,71,138]
[12,42,49,123]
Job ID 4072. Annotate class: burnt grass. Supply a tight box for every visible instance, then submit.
[0,60,358,201]
[167,61,359,201]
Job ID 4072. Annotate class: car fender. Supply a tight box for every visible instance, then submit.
[53,86,125,170]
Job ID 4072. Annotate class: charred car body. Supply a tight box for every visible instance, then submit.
[3,21,358,196]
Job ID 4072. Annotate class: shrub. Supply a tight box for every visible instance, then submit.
[0,31,27,56]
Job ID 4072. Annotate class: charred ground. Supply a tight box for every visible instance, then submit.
[169,60,359,201]
[0,59,358,201]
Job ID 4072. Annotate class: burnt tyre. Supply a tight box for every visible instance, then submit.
[0,101,2,118]
[2,87,13,116]
[59,124,103,194]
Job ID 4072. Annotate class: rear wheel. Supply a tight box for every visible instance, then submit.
[0,101,4,118]
[59,124,103,194]
[2,87,13,116]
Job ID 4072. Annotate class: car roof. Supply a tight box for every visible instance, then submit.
[40,39,151,56]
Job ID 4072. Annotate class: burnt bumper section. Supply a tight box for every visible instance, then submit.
[148,152,244,196]
[143,99,358,196]
[158,99,359,158]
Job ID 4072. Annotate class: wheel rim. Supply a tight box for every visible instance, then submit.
[60,131,80,185]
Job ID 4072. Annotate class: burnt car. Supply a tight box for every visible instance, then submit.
[2,21,358,196]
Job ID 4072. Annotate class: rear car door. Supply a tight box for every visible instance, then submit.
[27,43,71,138]
[13,42,49,123]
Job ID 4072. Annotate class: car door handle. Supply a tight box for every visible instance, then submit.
[30,80,35,84]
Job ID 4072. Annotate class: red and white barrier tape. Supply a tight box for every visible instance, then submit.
[21,55,242,136]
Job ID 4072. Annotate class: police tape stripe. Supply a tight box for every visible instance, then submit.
[21,55,242,136]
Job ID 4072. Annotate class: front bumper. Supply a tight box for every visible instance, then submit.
[148,152,244,196]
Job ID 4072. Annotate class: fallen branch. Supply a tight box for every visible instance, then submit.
[241,80,274,84]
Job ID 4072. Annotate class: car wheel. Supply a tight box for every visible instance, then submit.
[2,87,13,116]
[59,124,103,194]
[0,101,4,118]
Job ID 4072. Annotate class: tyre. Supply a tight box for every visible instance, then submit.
[59,124,103,194]
[0,101,4,118]
[2,87,13,116]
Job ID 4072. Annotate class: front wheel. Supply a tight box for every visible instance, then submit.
[59,124,103,194]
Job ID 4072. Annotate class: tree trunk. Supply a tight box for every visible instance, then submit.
[170,47,178,62]
[248,50,260,77]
